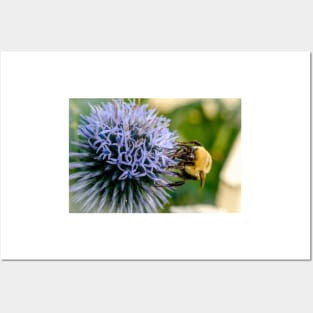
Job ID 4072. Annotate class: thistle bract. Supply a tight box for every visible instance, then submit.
[69,99,178,213]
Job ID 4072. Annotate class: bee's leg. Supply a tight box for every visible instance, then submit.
[173,147,186,158]
[177,140,203,147]
[155,171,186,188]
[174,144,192,156]
[168,164,185,170]
[165,181,185,187]
[155,180,185,187]
[174,145,196,162]
[170,170,187,179]
[180,153,195,162]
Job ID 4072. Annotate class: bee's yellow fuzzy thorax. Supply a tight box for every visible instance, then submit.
[184,147,212,179]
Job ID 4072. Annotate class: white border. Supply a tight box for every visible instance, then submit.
[0,52,310,259]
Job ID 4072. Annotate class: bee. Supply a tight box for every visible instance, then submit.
[159,140,212,190]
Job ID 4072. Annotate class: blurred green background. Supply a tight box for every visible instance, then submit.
[69,98,241,212]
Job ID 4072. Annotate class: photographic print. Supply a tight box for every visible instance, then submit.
[69,98,241,213]
[1,52,309,260]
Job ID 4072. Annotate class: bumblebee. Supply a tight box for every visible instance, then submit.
[161,140,212,190]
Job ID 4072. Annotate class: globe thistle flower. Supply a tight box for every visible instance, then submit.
[69,99,179,213]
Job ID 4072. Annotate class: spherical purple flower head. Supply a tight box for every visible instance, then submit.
[69,99,179,213]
